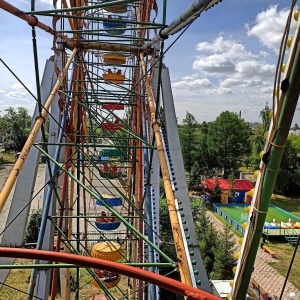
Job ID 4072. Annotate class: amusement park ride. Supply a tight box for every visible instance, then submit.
[0,0,300,299]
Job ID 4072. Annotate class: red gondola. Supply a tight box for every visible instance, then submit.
[101,119,124,131]
[101,102,124,110]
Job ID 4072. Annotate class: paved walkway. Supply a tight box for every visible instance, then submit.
[207,211,300,300]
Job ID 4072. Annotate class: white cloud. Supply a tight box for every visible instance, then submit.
[220,78,268,89]
[259,51,269,58]
[192,36,268,78]
[193,54,236,75]
[196,36,253,61]
[6,82,34,100]
[11,82,33,91]
[208,87,233,95]
[172,78,212,89]
[246,5,297,53]
[171,29,279,123]
[174,35,274,93]
[235,60,275,78]
[0,89,5,93]
[39,0,53,4]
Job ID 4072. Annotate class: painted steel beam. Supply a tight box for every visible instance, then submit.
[0,247,222,300]
[142,0,222,50]
[0,57,56,290]
[160,66,212,293]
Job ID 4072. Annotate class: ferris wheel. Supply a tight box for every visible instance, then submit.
[0,0,299,300]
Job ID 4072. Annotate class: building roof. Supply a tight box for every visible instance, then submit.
[211,280,232,298]
[203,179,254,191]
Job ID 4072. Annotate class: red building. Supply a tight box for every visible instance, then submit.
[202,179,254,203]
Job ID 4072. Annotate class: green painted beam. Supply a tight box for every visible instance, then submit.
[35,143,154,149]
[35,146,175,265]
[24,0,138,14]
[234,41,300,299]
[0,262,173,269]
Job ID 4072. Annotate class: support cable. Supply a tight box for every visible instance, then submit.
[278,234,300,300]
[0,48,77,214]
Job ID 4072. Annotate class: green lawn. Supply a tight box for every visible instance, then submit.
[217,204,300,225]
[214,195,300,291]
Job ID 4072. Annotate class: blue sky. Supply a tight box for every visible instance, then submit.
[0,0,298,124]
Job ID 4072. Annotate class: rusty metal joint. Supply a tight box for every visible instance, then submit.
[29,14,38,27]
[151,120,160,127]
[35,115,46,124]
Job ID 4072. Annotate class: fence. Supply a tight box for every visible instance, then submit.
[213,204,245,234]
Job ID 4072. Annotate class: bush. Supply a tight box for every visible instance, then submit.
[24,209,42,244]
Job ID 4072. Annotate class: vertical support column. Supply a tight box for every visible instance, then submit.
[0,57,56,289]
[160,66,212,293]
[151,150,160,263]
[35,50,66,300]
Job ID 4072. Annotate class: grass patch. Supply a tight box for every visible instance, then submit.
[238,166,254,172]
[0,259,31,300]
[0,260,129,299]
[0,151,16,164]
[266,242,300,290]
[208,196,300,291]
[268,194,300,290]
[271,194,300,218]
[205,202,243,237]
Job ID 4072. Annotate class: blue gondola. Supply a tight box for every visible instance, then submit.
[95,221,121,230]
[95,196,122,206]
[103,16,127,35]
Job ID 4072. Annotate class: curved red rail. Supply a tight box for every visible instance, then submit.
[0,247,220,300]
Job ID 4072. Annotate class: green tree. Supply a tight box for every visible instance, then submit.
[211,180,221,203]
[275,140,300,195]
[228,173,236,202]
[0,107,32,152]
[189,161,201,186]
[24,209,42,244]
[249,124,264,169]
[260,103,271,132]
[211,223,237,280]
[250,104,272,169]
[289,133,300,152]
[196,211,219,277]
[178,112,200,172]
[207,111,251,177]
[192,121,216,178]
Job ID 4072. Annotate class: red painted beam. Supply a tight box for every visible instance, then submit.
[0,0,75,46]
[0,247,220,300]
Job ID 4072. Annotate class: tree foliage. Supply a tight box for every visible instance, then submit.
[206,111,251,177]
[24,209,42,244]
[194,201,219,276]
[0,107,32,151]
[177,107,300,195]
[275,140,300,195]
[249,124,264,169]
[178,112,200,173]
[260,103,271,132]
[211,180,221,203]
[211,223,237,280]
[228,173,236,202]
[194,200,236,279]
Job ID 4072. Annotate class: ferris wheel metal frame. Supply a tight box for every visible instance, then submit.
[1,0,299,300]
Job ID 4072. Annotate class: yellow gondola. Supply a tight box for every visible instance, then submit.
[103,53,126,65]
[103,69,125,84]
